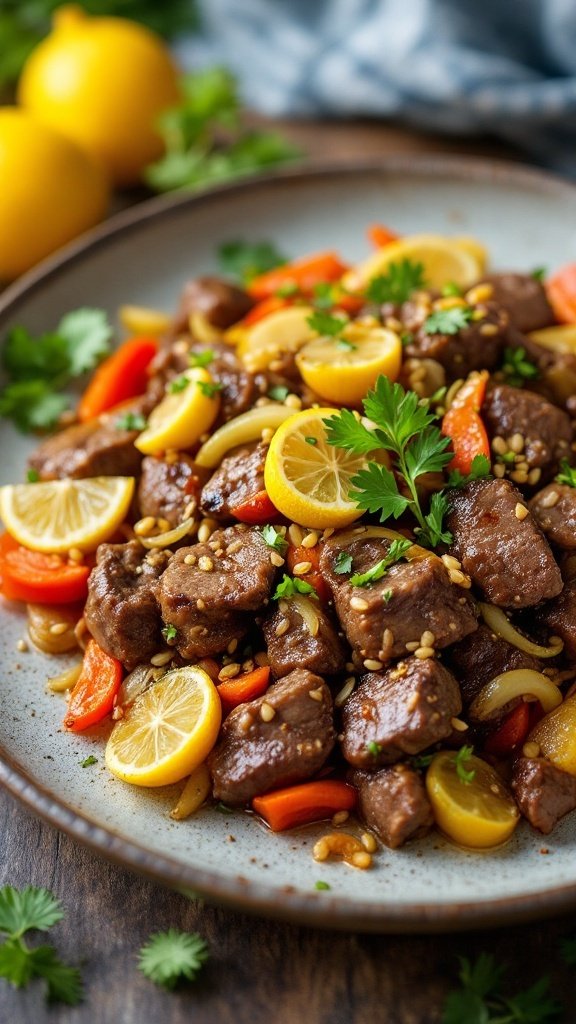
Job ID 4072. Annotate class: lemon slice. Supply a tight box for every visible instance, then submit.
[342,233,484,293]
[119,304,171,336]
[105,665,222,787]
[529,324,576,354]
[528,695,576,775]
[237,304,315,372]
[264,408,368,529]
[135,367,220,455]
[0,476,135,554]
[426,751,519,849]
[296,323,402,406]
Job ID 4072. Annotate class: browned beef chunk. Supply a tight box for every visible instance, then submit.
[349,765,434,848]
[482,383,572,478]
[341,658,462,768]
[138,455,210,527]
[201,443,267,519]
[479,273,555,333]
[84,541,169,670]
[319,531,477,664]
[263,596,346,678]
[172,276,253,334]
[208,669,335,804]
[29,417,142,480]
[404,301,507,381]
[511,757,576,834]
[447,479,563,608]
[529,484,576,551]
[151,339,259,423]
[158,525,276,658]
[535,579,576,659]
[446,623,541,710]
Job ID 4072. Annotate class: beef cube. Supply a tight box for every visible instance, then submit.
[341,658,462,768]
[349,765,434,848]
[138,454,210,527]
[535,579,576,659]
[482,383,572,479]
[172,276,253,334]
[201,443,267,519]
[529,484,576,551]
[29,417,142,480]
[158,525,276,659]
[447,479,563,608]
[84,541,170,670]
[320,532,477,664]
[511,757,576,834]
[479,273,554,333]
[446,623,541,709]
[263,595,346,678]
[404,301,508,381]
[208,669,335,804]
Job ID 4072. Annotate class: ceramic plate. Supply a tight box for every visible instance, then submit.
[3,158,576,933]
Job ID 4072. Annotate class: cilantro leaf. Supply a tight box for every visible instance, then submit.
[162,624,178,643]
[307,311,348,338]
[189,349,214,368]
[0,886,63,937]
[217,239,287,284]
[0,380,70,432]
[349,538,411,587]
[26,468,40,483]
[273,574,317,601]
[261,525,288,555]
[502,976,560,1024]
[455,745,476,785]
[555,458,576,488]
[56,308,113,376]
[424,306,474,335]
[447,454,492,488]
[29,946,83,1006]
[197,380,222,398]
[348,462,410,521]
[501,346,539,388]
[0,937,36,989]
[422,492,453,547]
[138,929,209,990]
[365,259,426,305]
[333,550,353,575]
[115,412,147,431]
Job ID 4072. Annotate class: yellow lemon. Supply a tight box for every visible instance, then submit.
[18,4,181,186]
[0,107,109,281]
[529,324,576,354]
[343,234,484,294]
[135,368,221,455]
[0,476,134,553]
[119,305,172,337]
[296,322,402,406]
[264,408,369,529]
[528,695,576,776]
[426,751,519,849]
[237,304,315,372]
[105,666,222,787]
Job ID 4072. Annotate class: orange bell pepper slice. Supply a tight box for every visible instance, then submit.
[367,223,400,249]
[546,263,576,323]
[77,335,158,422]
[64,639,123,732]
[247,251,349,300]
[0,532,90,605]
[253,779,357,831]
[217,666,271,714]
[441,370,490,475]
[285,542,331,603]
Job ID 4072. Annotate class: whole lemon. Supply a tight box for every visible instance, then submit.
[0,107,109,282]
[18,4,181,186]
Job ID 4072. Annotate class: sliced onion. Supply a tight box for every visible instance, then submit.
[470,669,563,721]
[139,517,196,549]
[46,662,82,693]
[195,405,294,468]
[27,603,79,654]
[170,763,211,821]
[189,311,223,344]
[292,595,320,638]
[480,603,564,658]
[117,664,164,707]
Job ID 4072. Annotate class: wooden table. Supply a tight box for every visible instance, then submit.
[1,120,574,1023]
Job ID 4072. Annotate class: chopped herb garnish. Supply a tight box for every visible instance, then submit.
[441,282,462,297]
[268,384,290,402]
[214,802,233,814]
[400,330,414,348]
[325,376,453,549]
[217,238,288,284]
[411,753,434,770]
[333,550,353,575]
[26,468,39,483]
[366,741,382,757]
[497,451,516,466]
[335,338,357,352]
[501,346,539,388]
[304,436,318,446]
[531,267,547,283]
[447,453,492,488]
[349,538,412,587]
[261,525,288,555]
[454,745,476,785]
[429,385,448,404]
[189,349,214,368]
[365,259,426,305]
[424,306,474,335]
[80,755,98,768]
[138,929,209,990]
[115,411,147,431]
[275,281,299,298]
[314,881,331,891]
[556,458,576,488]
[273,574,317,601]
[382,588,393,604]
[313,281,337,310]
[307,311,348,338]
[197,380,222,398]
[162,624,178,643]
[442,953,560,1024]
[168,375,190,394]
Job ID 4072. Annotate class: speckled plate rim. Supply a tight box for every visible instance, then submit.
[3,155,576,934]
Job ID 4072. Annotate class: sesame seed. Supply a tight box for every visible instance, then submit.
[269,551,285,567]
[313,839,329,862]
[528,467,542,486]
[16,638,28,653]
[226,540,243,555]
[322,528,335,540]
[332,810,349,826]
[196,598,206,611]
[539,489,560,509]
[451,716,469,732]
[334,677,356,707]
[361,832,378,853]
[227,638,238,654]
[134,516,157,536]
[198,518,216,543]
[308,688,324,702]
[293,560,312,576]
[363,658,383,671]
[350,595,369,612]
[288,524,304,547]
[302,531,319,549]
[239,712,253,733]
[515,503,529,521]
[284,394,302,410]
[480,322,499,336]
[523,740,541,759]
[198,555,214,571]
[157,518,171,532]
[405,641,420,652]
[260,702,276,722]
[420,630,435,647]
[449,568,469,586]
[465,283,493,305]
[219,663,241,681]
[491,436,508,455]
[49,622,69,636]
[67,547,84,564]
[274,617,290,637]
[184,553,196,565]
[150,650,173,666]
[351,851,372,870]
[414,646,435,659]
[508,433,525,453]
[510,469,528,484]
[441,554,462,571]
[493,463,506,478]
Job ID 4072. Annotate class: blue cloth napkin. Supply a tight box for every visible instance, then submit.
[175,0,576,175]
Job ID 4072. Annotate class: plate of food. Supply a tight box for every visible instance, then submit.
[3,157,576,933]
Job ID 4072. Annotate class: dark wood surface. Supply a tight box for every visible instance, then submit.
[1,120,575,1023]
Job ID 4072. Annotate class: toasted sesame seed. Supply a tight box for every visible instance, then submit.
[350,595,369,612]
[528,467,542,486]
[308,687,324,702]
[226,540,242,555]
[493,463,506,478]
[184,553,197,565]
[313,839,330,862]
[302,531,319,549]
[157,517,171,532]
[260,702,276,722]
[219,663,241,681]
[491,436,508,455]
[414,646,435,659]
[16,638,28,653]
[239,712,253,733]
[451,716,469,732]
[198,518,216,543]
[405,641,420,652]
[67,547,84,564]
[441,554,462,571]
[363,658,383,671]
[465,283,493,305]
[134,516,156,536]
[334,677,356,707]
[242,659,255,673]
[274,617,290,637]
[539,489,560,508]
[288,524,304,547]
[227,638,238,655]
[480,322,499,336]
[269,551,285,567]
[523,740,541,759]
[284,394,302,410]
[434,295,467,311]
[293,560,312,576]
[515,503,529,521]
[510,469,528,484]
[196,598,206,611]
[508,433,525,453]
[49,622,69,636]
[322,527,335,540]
[351,851,372,870]
[420,630,435,647]
[150,650,173,667]
[261,427,274,443]
[361,832,378,853]
[449,568,468,586]
[198,555,214,571]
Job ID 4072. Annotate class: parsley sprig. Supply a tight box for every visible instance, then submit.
[273,574,317,600]
[447,453,492,489]
[325,376,453,548]
[138,929,209,990]
[261,525,288,555]
[501,346,539,388]
[349,538,412,587]
[424,306,474,335]
[307,310,348,338]
[442,953,560,1024]
[365,259,426,305]
[556,458,576,488]
[0,886,82,1005]
[455,745,476,785]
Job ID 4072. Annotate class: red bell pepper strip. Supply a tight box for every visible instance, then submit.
[0,533,90,605]
[484,702,531,756]
[546,263,576,323]
[247,252,349,300]
[64,639,123,732]
[367,223,400,249]
[77,335,158,422]
[230,489,279,525]
[441,370,490,475]
[253,779,357,832]
[217,666,271,714]
[241,296,292,326]
[285,543,331,603]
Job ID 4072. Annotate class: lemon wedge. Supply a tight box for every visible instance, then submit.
[237,304,315,372]
[343,233,484,294]
[426,751,519,849]
[135,367,220,455]
[296,322,402,406]
[0,476,134,553]
[264,408,368,529]
[105,665,222,787]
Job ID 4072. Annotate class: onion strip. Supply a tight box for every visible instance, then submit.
[170,763,211,821]
[139,517,196,549]
[480,603,563,659]
[195,405,294,468]
[292,595,320,638]
[46,662,82,693]
[469,669,563,722]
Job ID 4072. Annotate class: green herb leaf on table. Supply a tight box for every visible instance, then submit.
[365,259,426,305]
[333,550,353,575]
[454,745,476,785]
[138,929,209,990]
[349,538,412,587]
[115,412,147,432]
[424,306,474,335]
[217,239,287,284]
[447,453,492,488]
[442,954,560,1024]
[501,346,539,388]
[273,574,317,601]
[314,881,331,891]
[555,458,576,488]
[0,886,63,937]
[261,525,288,555]
[80,755,98,768]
